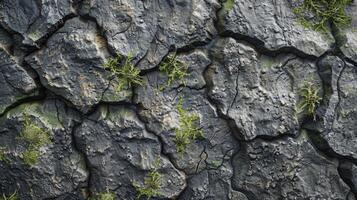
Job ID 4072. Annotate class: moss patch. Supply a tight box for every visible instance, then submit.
[222,0,235,12]
[93,191,116,200]
[19,114,51,166]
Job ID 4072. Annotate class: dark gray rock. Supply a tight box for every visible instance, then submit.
[0,100,88,199]
[75,104,186,199]
[339,161,357,194]
[134,50,241,199]
[26,17,131,113]
[232,131,351,200]
[352,164,357,194]
[0,0,356,199]
[207,38,322,140]
[0,0,79,47]
[179,162,248,200]
[0,48,38,115]
[314,56,357,160]
[80,0,219,70]
[219,0,334,57]
[339,1,357,63]
[318,59,357,159]
[316,55,345,132]
[0,26,13,52]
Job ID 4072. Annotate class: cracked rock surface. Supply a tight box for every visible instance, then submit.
[339,0,357,63]
[75,104,186,199]
[0,47,39,115]
[207,38,322,140]
[0,0,357,199]
[0,100,88,199]
[316,57,357,160]
[232,131,350,200]
[26,17,131,113]
[219,0,334,57]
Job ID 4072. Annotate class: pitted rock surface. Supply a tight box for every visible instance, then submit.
[318,59,357,160]
[0,0,80,47]
[232,132,350,200]
[0,48,38,115]
[339,0,357,63]
[0,0,357,199]
[26,17,131,113]
[219,0,334,57]
[75,105,186,199]
[0,100,88,199]
[80,0,219,70]
[207,38,322,140]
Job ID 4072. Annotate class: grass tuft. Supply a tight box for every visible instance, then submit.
[293,0,352,32]
[159,53,188,90]
[104,53,144,92]
[134,160,162,200]
[174,98,203,154]
[297,81,322,120]
[0,190,18,200]
[0,147,9,164]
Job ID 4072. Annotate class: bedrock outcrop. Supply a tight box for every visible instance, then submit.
[0,0,356,199]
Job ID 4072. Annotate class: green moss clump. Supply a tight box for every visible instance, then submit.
[0,148,8,163]
[134,162,162,200]
[104,53,144,92]
[297,81,322,120]
[22,149,39,166]
[293,0,352,32]
[0,190,18,200]
[222,0,235,12]
[94,191,116,200]
[174,99,203,154]
[217,0,235,23]
[19,114,51,166]
[159,54,188,89]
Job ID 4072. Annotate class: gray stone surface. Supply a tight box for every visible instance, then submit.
[232,131,351,200]
[339,1,357,63]
[318,58,357,160]
[220,0,334,57]
[75,105,186,199]
[26,17,131,113]
[80,0,219,70]
[207,38,322,140]
[179,162,248,200]
[0,48,38,115]
[351,164,357,193]
[0,0,79,47]
[0,100,88,199]
[0,0,357,199]
[339,161,357,195]
[135,50,243,199]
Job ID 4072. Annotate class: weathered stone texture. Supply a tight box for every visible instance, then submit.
[75,105,186,199]
[0,48,38,115]
[220,0,334,57]
[232,132,351,200]
[207,38,322,140]
[0,0,357,199]
[0,100,88,199]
